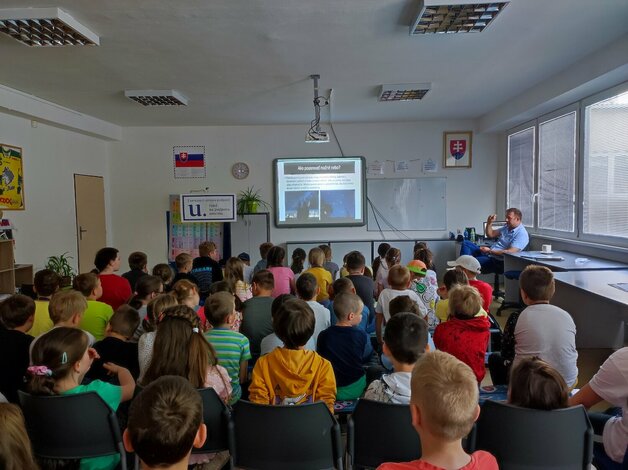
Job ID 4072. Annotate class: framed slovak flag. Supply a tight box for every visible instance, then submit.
[173,146,206,179]
[443,131,472,169]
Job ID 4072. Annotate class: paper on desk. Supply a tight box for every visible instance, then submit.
[609,283,628,293]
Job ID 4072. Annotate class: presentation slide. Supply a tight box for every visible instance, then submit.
[274,157,365,228]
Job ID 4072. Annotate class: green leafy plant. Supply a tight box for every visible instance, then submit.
[236,186,271,215]
[46,252,76,280]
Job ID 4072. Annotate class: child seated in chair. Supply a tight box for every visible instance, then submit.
[87,305,141,381]
[317,293,373,400]
[364,313,428,404]
[27,327,135,470]
[433,285,490,383]
[377,351,498,470]
[124,375,207,470]
[508,356,568,410]
[249,298,336,411]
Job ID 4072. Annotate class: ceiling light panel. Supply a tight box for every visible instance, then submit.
[0,8,99,46]
[125,90,189,106]
[379,83,431,102]
[410,1,508,35]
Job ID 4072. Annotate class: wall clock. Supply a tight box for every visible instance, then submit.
[231,162,250,180]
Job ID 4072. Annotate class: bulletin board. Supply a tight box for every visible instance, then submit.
[366,177,446,232]
[167,195,224,262]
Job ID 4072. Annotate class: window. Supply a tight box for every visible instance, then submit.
[506,85,628,246]
[537,112,576,232]
[507,127,534,226]
[583,90,628,239]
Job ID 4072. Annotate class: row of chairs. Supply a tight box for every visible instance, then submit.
[19,388,593,470]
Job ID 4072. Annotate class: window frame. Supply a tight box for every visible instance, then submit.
[506,81,628,249]
[506,121,536,228]
[578,82,628,248]
[535,105,579,238]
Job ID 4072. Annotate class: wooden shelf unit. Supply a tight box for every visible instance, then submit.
[0,239,33,295]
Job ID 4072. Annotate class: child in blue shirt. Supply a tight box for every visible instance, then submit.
[329,277,370,332]
[317,293,373,400]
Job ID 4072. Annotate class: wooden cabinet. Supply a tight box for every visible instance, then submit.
[0,239,33,294]
[230,213,270,265]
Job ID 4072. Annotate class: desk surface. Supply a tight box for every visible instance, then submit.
[553,270,628,306]
[505,250,628,271]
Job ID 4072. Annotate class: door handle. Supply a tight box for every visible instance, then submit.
[79,226,88,240]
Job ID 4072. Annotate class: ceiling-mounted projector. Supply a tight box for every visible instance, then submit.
[305,130,329,143]
[305,74,330,144]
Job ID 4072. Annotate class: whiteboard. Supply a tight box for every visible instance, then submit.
[367,178,446,231]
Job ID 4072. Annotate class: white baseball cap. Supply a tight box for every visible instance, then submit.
[447,255,481,274]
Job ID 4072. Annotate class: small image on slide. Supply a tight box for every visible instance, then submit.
[320,190,355,220]
[285,191,320,220]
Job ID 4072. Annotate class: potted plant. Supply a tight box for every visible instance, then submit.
[236,186,271,215]
[46,252,76,288]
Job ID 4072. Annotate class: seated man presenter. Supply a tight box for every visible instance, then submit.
[460,208,529,274]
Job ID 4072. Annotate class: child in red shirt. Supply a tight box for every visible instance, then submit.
[433,285,489,382]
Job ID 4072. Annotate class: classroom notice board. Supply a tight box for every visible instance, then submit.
[167,195,224,262]
[366,177,446,231]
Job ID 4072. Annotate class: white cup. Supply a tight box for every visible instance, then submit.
[541,244,552,253]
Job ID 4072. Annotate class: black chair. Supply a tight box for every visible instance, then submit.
[230,400,344,469]
[474,400,593,469]
[18,390,127,470]
[347,399,420,469]
[194,387,231,455]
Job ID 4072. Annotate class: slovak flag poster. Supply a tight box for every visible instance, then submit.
[173,146,206,178]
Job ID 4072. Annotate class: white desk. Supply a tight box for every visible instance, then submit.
[502,250,628,303]
[551,270,628,348]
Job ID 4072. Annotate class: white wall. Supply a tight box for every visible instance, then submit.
[109,121,498,264]
[0,112,111,272]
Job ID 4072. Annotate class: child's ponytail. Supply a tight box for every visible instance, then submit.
[27,327,89,396]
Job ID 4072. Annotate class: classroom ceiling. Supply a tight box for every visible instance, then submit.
[0,0,627,127]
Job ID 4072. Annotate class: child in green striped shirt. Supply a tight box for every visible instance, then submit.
[204,292,251,403]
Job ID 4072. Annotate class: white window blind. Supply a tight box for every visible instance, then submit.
[583,91,628,239]
[507,127,535,226]
[538,112,576,232]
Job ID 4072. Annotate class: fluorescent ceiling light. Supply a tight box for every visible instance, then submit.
[410,1,508,35]
[125,90,189,106]
[0,7,99,46]
[379,83,431,102]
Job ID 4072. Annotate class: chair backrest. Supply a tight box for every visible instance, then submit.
[18,390,126,468]
[193,387,231,454]
[474,400,593,470]
[347,399,420,469]
[230,400,343,470]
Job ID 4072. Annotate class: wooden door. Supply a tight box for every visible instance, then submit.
[74,175,106,274]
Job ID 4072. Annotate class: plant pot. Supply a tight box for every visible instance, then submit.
[60,276,73,288]
[246,201,259,213]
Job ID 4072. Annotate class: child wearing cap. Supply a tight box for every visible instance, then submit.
[447,255,493,313]
[407,260,439,328]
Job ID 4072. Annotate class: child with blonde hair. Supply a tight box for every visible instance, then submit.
[73,272,114,341]
[171,253,199,287]
[0,403,39,470]
[304,247,333,306]
[224,256,252,302]
[171,279,207,328]
[375,265,425,345]
[433,285,490,383]
[378,351,497,469]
